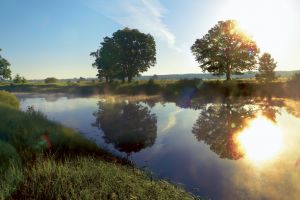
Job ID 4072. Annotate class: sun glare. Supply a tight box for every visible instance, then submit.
[220,0,296,65]
[236,115,283,163]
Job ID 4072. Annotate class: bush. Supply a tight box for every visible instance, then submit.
[0,91,19,109]
[45,77,58,84]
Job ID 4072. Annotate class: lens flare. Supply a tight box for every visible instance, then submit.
[236,115,283,163]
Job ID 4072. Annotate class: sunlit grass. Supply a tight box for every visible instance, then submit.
[10,156,193,200]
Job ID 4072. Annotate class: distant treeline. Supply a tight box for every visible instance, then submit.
[136,71,300,81]
[21,70,300,83]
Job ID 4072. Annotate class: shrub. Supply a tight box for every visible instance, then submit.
[0,91,19,109]
[45,77,58,84]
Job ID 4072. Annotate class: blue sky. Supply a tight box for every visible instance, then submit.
[0,0,299,79]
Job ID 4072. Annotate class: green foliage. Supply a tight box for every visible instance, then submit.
[0,104,100,161]
[91,37,122,83]
[13,74,27,84]
[12,157,193,200]
[45,77,58,83]
[256,53,277,82]
[0,141,23,200]
[77,77,86,83]
[0,90,19,109]
[91,28,156,83]
[191,20,259,80]
[0,49,12,81]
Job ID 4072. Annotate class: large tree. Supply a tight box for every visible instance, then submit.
[90,37,121,83]
[0,49,12,81]
[191,20,259,80]
[256,52,277,82]
[91,28,156,83]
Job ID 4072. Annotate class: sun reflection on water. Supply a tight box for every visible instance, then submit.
[236,115,283,163]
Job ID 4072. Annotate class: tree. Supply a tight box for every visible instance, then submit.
[13,74,26,84]
[112,28,156,82]
[91,28,156,83]
[0,49,12,81]
[191,20,259,80]
[90,37,121,83]
[256,53,277,82]
[13,74,22,83]
[93,101,157,156]
[21,77,26,83]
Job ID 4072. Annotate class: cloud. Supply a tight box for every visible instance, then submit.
[84,0,178,49]
[160,109,182,133]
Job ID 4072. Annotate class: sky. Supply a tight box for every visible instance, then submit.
[0,0,299,79]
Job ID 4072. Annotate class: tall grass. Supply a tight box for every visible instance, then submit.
[0,103,103,162]
[11,157,193,200]
[0,141,23,200]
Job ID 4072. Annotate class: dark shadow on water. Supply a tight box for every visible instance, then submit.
[92,101,157,156]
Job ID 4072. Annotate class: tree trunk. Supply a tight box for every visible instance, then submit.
[226,66,231,81]
[128,76,132,83]
[122,77,125,83]
[105,76,109,83]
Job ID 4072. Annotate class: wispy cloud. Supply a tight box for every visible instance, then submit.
[84,0,177,49]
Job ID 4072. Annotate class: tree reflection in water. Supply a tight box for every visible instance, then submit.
[192,98,283,160]
[93,101,157,156]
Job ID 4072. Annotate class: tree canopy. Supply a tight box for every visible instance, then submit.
[91,28,156,83]
[256,52,277,82]
[0,49,12,81]
[191,20,259,80]
[90,37,120,83]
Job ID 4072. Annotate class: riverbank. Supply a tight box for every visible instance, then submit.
[0,79,299,99]
[0,91,194,200]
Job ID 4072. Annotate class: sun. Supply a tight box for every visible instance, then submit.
[219,0,296,66]
[236,115,283,163]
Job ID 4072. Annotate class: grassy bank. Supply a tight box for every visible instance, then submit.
[0,91,194,200]
[10,157,192,200]
[0,78,298,98]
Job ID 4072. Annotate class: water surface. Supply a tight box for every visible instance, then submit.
[18,94,300,200]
